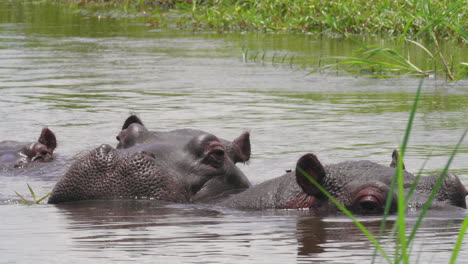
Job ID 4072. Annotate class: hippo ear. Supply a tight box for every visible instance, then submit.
[122,115,144,130]
[295,153,326,197]
[390,149,405,170]
[38,128,57,151]
[228,131,251,163]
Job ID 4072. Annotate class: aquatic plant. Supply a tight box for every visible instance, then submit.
[314,38,467,80]
[298,79,468,263]
[15,184,51,205]
[314,0,467,80]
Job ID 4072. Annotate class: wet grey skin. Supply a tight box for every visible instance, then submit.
[0,128,57,168]
[48,115,251,204]
[218,151,468,215]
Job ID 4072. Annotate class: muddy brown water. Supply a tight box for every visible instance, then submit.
[1,1,468,263]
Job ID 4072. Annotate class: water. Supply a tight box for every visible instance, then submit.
[1,1,468,263]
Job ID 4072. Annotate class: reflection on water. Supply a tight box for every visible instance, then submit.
[1,1,468,263]
[1,200,466,263]
[296,217,326,256]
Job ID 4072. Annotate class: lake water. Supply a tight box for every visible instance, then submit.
[1,1,467,263]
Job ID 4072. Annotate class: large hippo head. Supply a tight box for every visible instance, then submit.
[48,115,251,204]
[0,128,57,168]
[220,151,467,215]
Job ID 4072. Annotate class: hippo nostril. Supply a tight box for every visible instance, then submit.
[140,151,156,159]
[31,155,42,162]
[211,149,225,158]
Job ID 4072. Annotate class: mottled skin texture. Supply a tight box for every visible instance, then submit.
[48,115,251,204]
[219,152,467,215]
[0,128,57,168]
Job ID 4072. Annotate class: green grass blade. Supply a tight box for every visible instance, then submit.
[372,167,400,264]
[298,168,392,263]
[385,49,423,73]
[404,159,428,205]
[27,184,37,202]
[395,78,420,262]
[35,192,51,204]
[396,151,408,263]
[15,191,32,205]
[401,78,423,153]
[406,39,434,59]
[398,17,415,43]
[450,216,468,264]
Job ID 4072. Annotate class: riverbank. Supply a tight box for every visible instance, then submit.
[59,0,466,38]
[53,0,467,79]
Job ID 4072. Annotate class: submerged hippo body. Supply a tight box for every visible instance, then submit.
[0,128,57,168]
[219,152,467,214]
[48,115,251,204]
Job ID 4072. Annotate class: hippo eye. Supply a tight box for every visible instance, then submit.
[40,151,49,156]
[352,187,386,214]
[356,196,382,213]
[116,136,120,141]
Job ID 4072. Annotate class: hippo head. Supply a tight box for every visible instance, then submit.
[295,152,467,214]
[48,115,251,204]
[14,128,57,168]
[115,115,251,165]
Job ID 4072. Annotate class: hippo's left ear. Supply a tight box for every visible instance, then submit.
[295,153,326,198]
[390,149,405,170]
[38,128,57,151]
[121,115,144,130]
[228,131,251,163]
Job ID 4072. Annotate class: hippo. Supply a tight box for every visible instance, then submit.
[48,115,251,204]
[0,128,57,168]
[218,151,467,215]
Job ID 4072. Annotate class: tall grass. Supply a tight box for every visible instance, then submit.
[299,79,468,263]
[58,0,467,39]
[187,0,466,39]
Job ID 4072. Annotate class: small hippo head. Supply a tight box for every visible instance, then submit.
[15,128,57,168]
[295,152,467,215]
[48,115,251,204]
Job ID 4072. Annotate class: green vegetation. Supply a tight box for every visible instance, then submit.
[314,37,467,80]
[60,0,466,38]
[299,79,468,263]
[54,0,467,79]
[15,184,51,205]
[312,0,467,80]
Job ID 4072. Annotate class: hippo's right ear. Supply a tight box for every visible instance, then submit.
[228,131,251,163]
[121,115,144,130]
[38,128,57,151]
[295,153,326,198]
[390,149,405,170]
